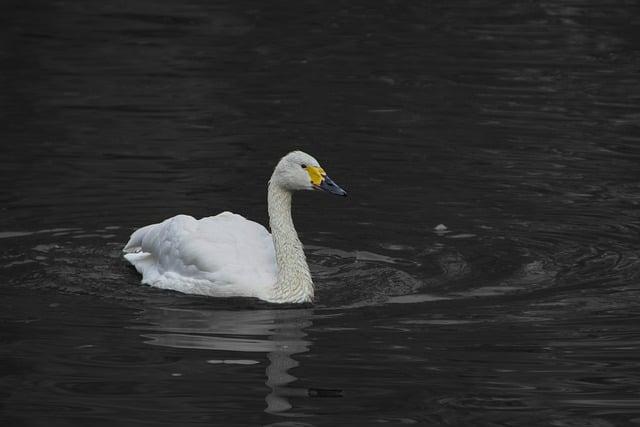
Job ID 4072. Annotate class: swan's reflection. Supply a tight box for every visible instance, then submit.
[137,306,313,414]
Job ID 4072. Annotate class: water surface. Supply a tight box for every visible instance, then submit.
[1,0,640,425]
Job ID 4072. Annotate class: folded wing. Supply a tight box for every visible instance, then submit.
[123,212,277,299]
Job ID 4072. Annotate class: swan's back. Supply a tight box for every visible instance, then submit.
[124,212,277,299]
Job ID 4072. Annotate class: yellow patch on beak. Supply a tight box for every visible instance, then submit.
[306,166,326,186]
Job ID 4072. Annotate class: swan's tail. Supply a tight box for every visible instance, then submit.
[123,250,156,277]
[123,224,160,282]
[123,223,157,253]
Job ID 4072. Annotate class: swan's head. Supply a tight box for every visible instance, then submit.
[271,151,347,196]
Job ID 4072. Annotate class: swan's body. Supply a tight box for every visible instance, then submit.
[123,212,279,300]
[123,151,346,304]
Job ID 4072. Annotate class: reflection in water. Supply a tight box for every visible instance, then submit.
[137,307,313,414]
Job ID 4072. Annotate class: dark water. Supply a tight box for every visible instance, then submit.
[2,0,640,425]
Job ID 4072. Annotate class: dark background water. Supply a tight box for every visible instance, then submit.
[2,0,640,425]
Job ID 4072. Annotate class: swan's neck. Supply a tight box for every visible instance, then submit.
[267,182,314,303]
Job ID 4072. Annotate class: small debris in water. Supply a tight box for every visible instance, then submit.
[433,224,450,235]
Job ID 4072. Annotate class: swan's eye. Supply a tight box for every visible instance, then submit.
[301,163,307,169]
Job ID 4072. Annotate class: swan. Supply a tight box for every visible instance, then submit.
[123,150,346,304]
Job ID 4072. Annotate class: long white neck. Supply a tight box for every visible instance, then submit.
[267,181,314,303]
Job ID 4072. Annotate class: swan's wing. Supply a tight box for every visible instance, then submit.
[123,212,277,298]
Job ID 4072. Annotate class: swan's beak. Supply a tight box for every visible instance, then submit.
[317,175,347,196]
[307,166,347,197]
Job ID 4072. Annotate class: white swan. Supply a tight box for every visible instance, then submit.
[123,151,346,304]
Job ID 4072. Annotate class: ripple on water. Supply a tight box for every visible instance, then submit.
[1,224,572,310]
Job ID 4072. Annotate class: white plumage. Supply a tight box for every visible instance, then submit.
[123,212,278,300]
[123,151,346,304]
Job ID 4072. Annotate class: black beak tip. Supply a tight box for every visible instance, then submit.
[318,176,347,197]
